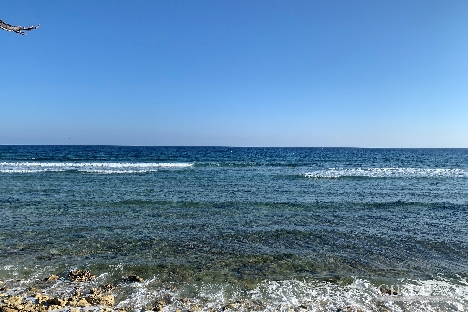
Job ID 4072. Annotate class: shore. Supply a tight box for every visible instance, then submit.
[0,270,373,312]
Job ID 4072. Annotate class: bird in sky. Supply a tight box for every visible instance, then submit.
[0,19,40,35]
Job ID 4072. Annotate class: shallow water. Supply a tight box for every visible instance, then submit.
[1,146,467,311]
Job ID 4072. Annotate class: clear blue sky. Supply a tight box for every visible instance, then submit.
[1,0,467,147]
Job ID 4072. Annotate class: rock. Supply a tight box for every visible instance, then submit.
[1,307,19,312]
[43,275,59,283]
[152,303,163,312]
[69,309,80,312]
[379,286,398,295]
[35,294,49,304]
[127,275,144,283]
[49,298,67,307]
[101,284,115,292]
[336,306,363,312]
[22,303,37,312]
[68,270,95,282]
[76,298,90,307]
[67,296,81,307]
[3,296,23,307]
[47,304,62,310]
[87,294,114,306]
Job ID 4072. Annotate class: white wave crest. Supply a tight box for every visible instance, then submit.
[0,162,193,174]
[303,168,468,179]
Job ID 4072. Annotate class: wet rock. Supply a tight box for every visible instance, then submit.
[67,297,80,307]
[150,299,167,312]
[87,294,115,306]
[68,270,95,282]
[336,306,363,312]
[379,286,398,296]
[101,284,116,292]
[127,275,144,283]
[43,275,59,283]
[151,303,164,312]
[49,298,66,307]
[35,294,49,304]
[189,305,201,312]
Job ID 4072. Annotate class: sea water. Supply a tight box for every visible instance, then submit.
[1,146,467,311]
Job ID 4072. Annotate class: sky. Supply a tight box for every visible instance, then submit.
[1,0,467,147]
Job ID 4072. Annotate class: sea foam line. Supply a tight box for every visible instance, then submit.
[0,162,193,174]
[303,168,468,179]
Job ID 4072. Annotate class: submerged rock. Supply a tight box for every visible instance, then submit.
[127,275,144,283]
[101,284,116,292]
[42,275,59,283]
[68,270,95,282]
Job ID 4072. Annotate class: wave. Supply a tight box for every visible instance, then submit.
[0,162,193,174]
[0,269,466,312]
[303,168,468,179]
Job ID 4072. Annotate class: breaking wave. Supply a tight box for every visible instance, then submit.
[0,162,193,174]
[303,168,468,179]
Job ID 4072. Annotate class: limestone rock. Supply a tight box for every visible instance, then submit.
[47,304,62,310]
[43,275,59,283]
[3,296,23,307]
[35,294,49,304]
[76,298,90,307]
[87,294,114,306]
[22,303,37,312]
[68,270,95,282]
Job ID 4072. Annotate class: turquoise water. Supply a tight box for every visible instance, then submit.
[1,146,468,311]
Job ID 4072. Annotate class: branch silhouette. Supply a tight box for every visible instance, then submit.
[0,19,40,35]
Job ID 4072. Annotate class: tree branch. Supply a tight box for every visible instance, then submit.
[0,19,40,35]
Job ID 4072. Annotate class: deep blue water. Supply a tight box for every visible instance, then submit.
[1,146,467,311]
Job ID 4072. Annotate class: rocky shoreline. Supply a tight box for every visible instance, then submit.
[0,270,140,312]
[0,270,372,312]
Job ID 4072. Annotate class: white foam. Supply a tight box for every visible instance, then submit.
[303,168,468,179]
[0,162,193,174]
[77,277,468,311]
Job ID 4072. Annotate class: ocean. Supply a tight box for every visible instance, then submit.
[1,146,467,311]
